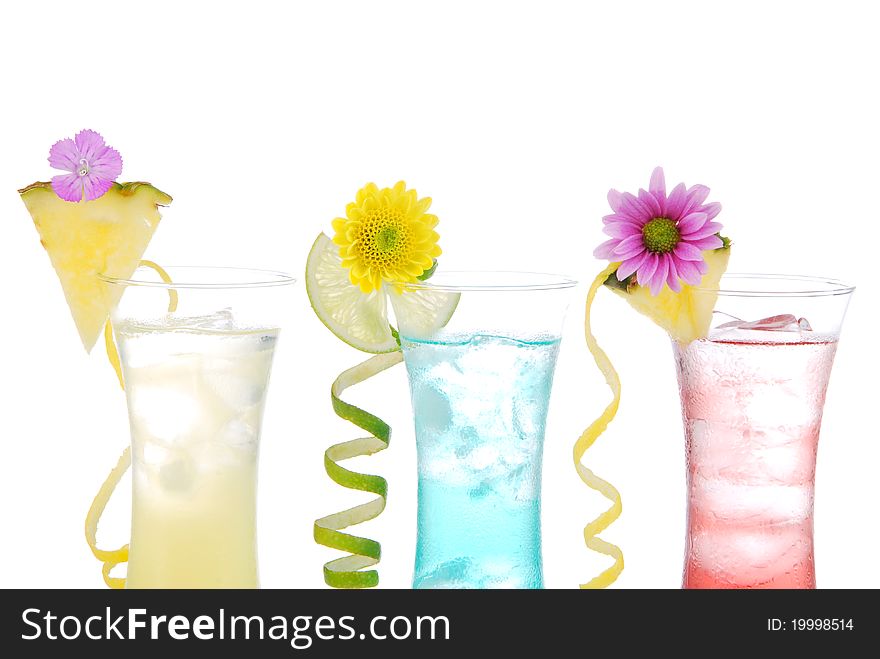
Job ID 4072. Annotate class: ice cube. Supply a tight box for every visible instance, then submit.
[413,558,474,588]
[415,387,453,433]
[419,448,468,484]
[218,418,258,450]
[712,311,745,325]
[687,419,751,478]
[465,445,501,471]
[482,559,521,588]
[468,479,493,499]
[755,426,818,484]
[744,379,818,426]
[509,464,538,501]
[691,525,811,583]
[691,476,813,524]
[158,453,195,492]
[129,385,200,444]
[140,439,171,466]
[717,314,800,331]
[184,308,237,331]
[712,314,813,342]
[202,357,266,410]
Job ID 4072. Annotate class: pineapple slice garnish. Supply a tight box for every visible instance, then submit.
[19,181,171,351]
[604,242,731,343]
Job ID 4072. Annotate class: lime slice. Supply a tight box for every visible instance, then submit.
[306,233,397,353]
[306,232,460,352]
[386,283,460,341]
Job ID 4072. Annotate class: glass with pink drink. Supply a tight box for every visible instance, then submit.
[676,275,853,588]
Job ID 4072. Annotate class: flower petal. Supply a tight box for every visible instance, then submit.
[700,201,722,220]
[637,253,659,287]
[350,261,368,279]
[48,138,79,172]
[593,238,620,259]
[689,235,725,251]
[619,192,652,221]
[603,213,643,226]
[616,244,646,261]
[402,261,426,277]
[81,174,114,202]
[74,129,107,163]
[673,241,705,262]
[677,212,708,235]
[650,255,669,295]
[88,144,123,181]
[51,173,83,202]
[638,188,662,217]
[607,189,623,212]
[612,234,647,259]
[356,183,377,205]
[616,251,649,280]
[681,221,723,240]
[603,220,642,238]
[666,257,682,292]
[665,183,688,219]
[683,184,710,214]
[649,166,666,200]
[675,258,704,286]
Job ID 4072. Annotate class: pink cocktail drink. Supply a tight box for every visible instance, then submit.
[675,321,838,589]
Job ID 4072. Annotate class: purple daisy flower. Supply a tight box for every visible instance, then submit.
[48,129,123,202]
[594,167,724,295]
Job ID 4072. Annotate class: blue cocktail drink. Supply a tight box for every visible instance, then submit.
[391,271,574,589]
[402,333,560,588]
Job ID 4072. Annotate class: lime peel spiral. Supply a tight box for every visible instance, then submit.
[314,351,404,588]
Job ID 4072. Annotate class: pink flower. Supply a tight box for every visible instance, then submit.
[48,129,122,202]
[594,166,724,295]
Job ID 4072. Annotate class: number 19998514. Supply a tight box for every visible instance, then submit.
[768,619,854,631]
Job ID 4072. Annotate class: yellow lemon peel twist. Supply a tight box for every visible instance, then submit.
[84,260,177,588]
[575,264,624,588]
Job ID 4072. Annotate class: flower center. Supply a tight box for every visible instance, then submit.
[77,158,90,177]
[375,226,399,253]
[642,217,680,253]
[360,209,412,268]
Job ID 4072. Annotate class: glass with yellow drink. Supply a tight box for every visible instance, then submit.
[105,266,293,588]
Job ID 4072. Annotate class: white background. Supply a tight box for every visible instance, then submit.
[0,1,877,589]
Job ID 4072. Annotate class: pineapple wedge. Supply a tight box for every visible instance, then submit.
[19,181,171,351]
[604,244,731,343]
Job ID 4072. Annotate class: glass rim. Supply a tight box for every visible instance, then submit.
[98,265,296,290]
[695,273,855,298]
[394,270,578,292]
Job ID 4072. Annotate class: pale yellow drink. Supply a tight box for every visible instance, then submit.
[116,312,277,588]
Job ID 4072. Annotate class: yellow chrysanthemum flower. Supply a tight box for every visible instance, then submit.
[331,181,442,293]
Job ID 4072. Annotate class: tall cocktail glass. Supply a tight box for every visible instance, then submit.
[390,271,576,589]
[102,266,294,588]
[677,274,853,588]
